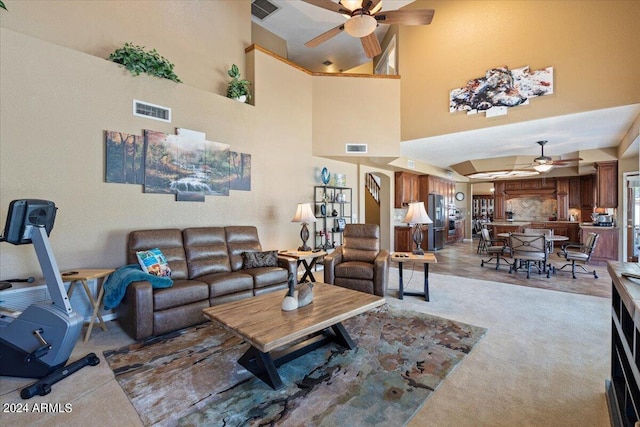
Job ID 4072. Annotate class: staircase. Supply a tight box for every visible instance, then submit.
[366,173,380,205]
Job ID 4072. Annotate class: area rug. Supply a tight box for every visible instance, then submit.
[103,305,486,427]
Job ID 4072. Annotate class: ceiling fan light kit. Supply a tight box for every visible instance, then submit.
[532,163,554,173]
[344,14,377,37]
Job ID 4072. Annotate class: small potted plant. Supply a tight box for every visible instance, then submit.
[226,64,251,103]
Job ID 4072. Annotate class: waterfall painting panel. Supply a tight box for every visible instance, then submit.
[143,130,230,201]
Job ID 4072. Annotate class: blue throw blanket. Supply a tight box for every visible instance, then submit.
[103,264,173,310]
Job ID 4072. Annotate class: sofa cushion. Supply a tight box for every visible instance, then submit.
[243,266,289,289]
[153,279,209,311]
[225,226,262,271]
[335,261,374,281]
[183,227,232,278]
[197,271,254,298]
[128,229,189,280]
[242,250,278,269]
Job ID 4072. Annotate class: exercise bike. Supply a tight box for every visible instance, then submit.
[0,199,100,399]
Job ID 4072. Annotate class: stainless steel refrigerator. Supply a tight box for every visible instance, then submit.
[427,194,446,251]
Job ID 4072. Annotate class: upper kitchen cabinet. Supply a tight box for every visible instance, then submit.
[595,161,618,208]
[569,177,581,208]
[395,171,419,208]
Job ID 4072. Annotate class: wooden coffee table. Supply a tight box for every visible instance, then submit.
[202,283,385,389]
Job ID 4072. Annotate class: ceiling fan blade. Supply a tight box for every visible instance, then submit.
[361,33,382,58]
[305,24,345,48]
[301,0,351,15]
[374,9,435,25]
[552,157,583,165]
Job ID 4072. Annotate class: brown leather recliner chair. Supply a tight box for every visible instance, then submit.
[323,224,389,296]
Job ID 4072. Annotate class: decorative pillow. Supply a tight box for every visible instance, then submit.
[242,250,278,269]
[136,248,172,277]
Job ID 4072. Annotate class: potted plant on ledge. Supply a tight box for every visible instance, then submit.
[226,64,251,103]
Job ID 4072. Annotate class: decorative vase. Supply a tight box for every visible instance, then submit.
[321,167,330,185]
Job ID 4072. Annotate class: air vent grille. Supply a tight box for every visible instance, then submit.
[252,0,279,20]
[346,144,368,154]
[133,100,171,123]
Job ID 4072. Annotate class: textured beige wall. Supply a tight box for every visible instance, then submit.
[0,0,251,94]
[251,22,288,59]
[400,0,640,140]
[312,75,401,158]
[0,28,357,278]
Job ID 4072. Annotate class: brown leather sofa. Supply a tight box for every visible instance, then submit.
[323,224,389,297]
[116,226,296,340]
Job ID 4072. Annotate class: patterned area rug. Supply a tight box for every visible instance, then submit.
[103,305,486,426]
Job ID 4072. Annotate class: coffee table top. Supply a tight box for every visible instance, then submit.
[202,283,384,353]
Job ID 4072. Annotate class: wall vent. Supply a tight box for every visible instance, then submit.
[407,159,415,169]
[133,100,171,123]
[251,0,279,20]
[346,144,368,154]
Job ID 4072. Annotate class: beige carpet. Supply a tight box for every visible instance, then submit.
[0,268,612,427]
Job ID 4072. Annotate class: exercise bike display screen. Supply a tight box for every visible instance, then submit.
[1,199,57,245]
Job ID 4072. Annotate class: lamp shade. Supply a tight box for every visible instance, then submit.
[533,163,554,173]
[292,203,317,223]
[403,202,433,225]
[344,14,377,37]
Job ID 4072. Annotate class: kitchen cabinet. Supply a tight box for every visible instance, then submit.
[394,226,413,252]
[580,174,596,220]
[580,226,618,264]
[556,178,569,221]
[493,181,506,221]
[596,161,618,208]
[569,177,581,208]
[394,171,418,208]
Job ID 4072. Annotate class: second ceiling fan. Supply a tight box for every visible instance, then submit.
[522,140,583,173]
[302,0,435,58]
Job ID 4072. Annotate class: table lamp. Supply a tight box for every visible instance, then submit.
[403,202,433,255]
[292,203,317,251]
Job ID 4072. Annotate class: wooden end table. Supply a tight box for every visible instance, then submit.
[62,268,114,342]
[280,250,327,283]
[389,252,437,301]
[203,282,384,389]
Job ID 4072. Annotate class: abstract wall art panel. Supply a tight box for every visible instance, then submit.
[449,65,553,116]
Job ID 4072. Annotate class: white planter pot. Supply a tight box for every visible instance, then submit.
[234,95,247,103]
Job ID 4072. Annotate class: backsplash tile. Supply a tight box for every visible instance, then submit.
[507,198,557,221]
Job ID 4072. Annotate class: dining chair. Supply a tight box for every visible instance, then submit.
[480,228,511,270]
[554,232,599,279]
[509,233,549,278]
[524,228,554,252]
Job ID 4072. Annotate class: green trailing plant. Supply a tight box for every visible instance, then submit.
[226,64,251,102]
[108,42,181,83]
[0,1,7,11]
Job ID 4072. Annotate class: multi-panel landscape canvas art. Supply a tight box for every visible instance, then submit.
[105,128,250,201]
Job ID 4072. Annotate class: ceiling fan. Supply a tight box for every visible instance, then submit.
[522,140,583,173]
[302,0,435,58]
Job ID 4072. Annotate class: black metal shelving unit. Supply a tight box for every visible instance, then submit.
[313,186,352,250]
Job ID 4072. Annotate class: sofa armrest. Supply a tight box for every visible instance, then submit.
[115,280,154,341]
[277,255,297,278]
[373,249,390,297]
[323,247,343,284]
